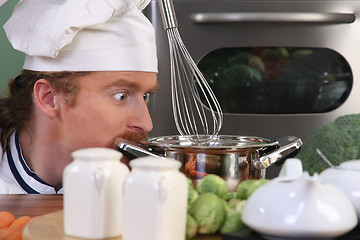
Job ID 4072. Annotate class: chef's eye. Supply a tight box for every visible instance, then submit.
[114,92,127,102]
[143,92,151,103]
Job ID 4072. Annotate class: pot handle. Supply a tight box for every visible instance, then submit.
[117,141,163,159]
[255,136,303,169]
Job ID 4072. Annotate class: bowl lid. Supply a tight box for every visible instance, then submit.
[339,160,360,171]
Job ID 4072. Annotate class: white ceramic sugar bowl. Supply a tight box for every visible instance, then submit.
[122,156,188,240]
[63,148,129,239]
[242,158,358,239]
[319,160,360,220]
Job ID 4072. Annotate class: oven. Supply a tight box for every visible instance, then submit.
[145,0,360,144]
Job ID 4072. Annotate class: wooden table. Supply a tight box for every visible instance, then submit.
[2,195,359,240]
[0,194,63,218]
[0,194,221,240]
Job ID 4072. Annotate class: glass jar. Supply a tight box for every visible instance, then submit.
[122,156,188,240]
[63,147,129,239]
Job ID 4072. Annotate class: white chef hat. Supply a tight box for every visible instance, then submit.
[0,0,7,7]
[3,0,157,72]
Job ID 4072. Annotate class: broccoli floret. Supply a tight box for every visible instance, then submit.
[297,113,360,174]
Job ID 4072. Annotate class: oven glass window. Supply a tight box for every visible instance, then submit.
[198,47,352,114]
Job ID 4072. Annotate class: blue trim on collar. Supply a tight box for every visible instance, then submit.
[14,132,51,186]
[6,144,40,194]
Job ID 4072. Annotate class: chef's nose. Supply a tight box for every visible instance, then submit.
[128,102,153,133]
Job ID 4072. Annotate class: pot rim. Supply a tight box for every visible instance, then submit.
[140,135,279,150]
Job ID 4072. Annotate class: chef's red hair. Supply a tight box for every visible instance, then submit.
[0,70,89,149]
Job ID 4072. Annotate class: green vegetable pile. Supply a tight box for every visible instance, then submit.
[185,175,269,239]
[296,113,360,174]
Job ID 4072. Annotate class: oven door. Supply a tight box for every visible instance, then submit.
[146,0,360,142]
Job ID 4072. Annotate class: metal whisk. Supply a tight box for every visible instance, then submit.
[158,0,223,144]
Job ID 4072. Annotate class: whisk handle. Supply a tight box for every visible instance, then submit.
[158,0,178,29]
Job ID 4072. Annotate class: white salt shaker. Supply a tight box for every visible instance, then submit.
[63,147,129,239]
[122,156,188,240]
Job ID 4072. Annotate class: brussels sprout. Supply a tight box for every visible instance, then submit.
[260,48,281,61]
[227,198,245,210]
[235,180,255,200]
[196,174,228,199]
[186,214,198,240]
[226,191,237,201]
[223,64,262,84]
[236,179,269,200]
[277,47,290,59]
[246,179,269,197]
[189,193,226,234]
[249,56,265,73]
[291,49,314,60]
[220,207,245,234]
[221,198,230,212]
[221,199,247,233]
[187,178,199,210]
[233,199,247,212]
[230,52,254,64]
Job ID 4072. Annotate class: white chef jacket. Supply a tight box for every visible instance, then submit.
[0,131,63,194]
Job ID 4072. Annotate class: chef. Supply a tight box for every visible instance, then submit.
[0,0,158,194]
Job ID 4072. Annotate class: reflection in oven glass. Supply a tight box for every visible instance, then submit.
[197,47,353,114]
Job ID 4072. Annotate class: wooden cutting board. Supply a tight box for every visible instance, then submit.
[23,210,221,240]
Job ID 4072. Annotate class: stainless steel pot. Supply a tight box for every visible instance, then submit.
[118,135,302,191]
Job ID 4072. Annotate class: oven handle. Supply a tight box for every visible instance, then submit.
[190,12,355,24]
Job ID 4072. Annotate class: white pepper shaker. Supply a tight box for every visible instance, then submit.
[63,147,129,239]
[122,156,188,240]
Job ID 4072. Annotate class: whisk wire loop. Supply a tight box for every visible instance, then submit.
[169,31,196,136]
[160,0,223,144]
[169,29,207,136]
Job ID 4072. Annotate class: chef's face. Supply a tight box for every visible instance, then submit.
[60,71,158,151]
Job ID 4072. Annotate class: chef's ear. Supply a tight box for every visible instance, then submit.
[33,79,60,118]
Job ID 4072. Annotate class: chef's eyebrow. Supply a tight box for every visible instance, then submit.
[148,82,160,92]
[103,78,159,92]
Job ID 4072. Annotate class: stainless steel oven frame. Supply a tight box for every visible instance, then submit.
[146,0,360,142]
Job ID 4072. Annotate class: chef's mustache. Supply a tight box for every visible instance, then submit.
[122,132,149,143]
